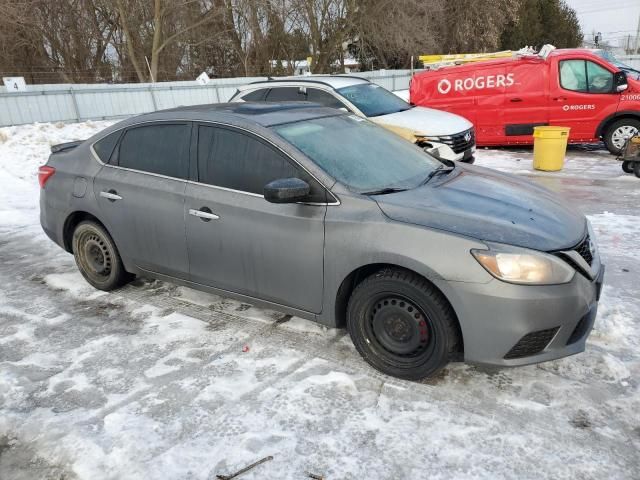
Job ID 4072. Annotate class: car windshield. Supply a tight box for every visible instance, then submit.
[273,115,442,193]
[337,83,412,117]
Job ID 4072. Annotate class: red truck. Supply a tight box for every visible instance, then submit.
[410,48,640,154]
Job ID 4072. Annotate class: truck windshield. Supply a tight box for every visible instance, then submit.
[337,83,412,117]
[273,115,441,194]
[595,50,640,79]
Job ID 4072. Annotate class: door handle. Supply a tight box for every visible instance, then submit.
[189,207,219,222]
[553,96,567,102]
[100,190,122,202]
[509,97,523,103]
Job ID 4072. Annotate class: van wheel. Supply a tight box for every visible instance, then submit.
[634,162,640,179]
[604,118,640,154]
[346,268,460,381]
[622,161,634,173]
[72,221,133,291]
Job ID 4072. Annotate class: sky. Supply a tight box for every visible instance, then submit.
[564,0,640,48]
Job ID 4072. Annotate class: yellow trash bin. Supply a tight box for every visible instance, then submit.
[532,126,570,171]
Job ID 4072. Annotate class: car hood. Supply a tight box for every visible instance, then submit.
[374,164,586,252]
[370,106,473,137]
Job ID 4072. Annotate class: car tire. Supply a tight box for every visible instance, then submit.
[462,155,475,164]
[622,161,634,173]
[346,268,460,381]
[634,162,640,179]
[604,118,640,155]
[72,220,133,291]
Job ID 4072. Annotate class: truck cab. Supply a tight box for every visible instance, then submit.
[410,48,640,154]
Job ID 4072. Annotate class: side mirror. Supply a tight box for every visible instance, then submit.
[264,178,310,204]
[614,71,628,93]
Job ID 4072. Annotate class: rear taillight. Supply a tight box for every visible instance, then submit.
[38,165,56,188]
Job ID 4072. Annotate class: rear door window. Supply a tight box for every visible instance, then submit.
[265,87,305,102]
[117,123,190,179]
[197,125,325,201]
[307,88,346,109]
[241,89,268,101]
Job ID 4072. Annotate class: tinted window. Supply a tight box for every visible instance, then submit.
[118,124,190,179]
[197,125,325,201]
[336,83,410,117]
[265,87,304,101]
[241,89,268,101]
[560,60,613,93]
[274,115,440,193]
[93,131,121,163]
[307,88,345,109]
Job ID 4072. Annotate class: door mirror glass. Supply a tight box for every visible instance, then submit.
[264,178,310,203]
[614,71,628,93]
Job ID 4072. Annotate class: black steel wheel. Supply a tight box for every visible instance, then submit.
[347,268,460,380]
[622,161,634,174]
[634,161,640,179]
[72,220,132,291]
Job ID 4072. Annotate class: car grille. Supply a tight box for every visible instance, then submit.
[503,327,559,359]
[574,234,593,266]
[432,128,475,154]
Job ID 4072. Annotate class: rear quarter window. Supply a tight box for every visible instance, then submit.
[93,131,122,163]
[117,123,190,179]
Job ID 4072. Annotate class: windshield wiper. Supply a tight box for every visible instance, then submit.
[362,187,409,196]
[422,165,455,185]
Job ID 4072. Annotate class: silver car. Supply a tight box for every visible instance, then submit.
[39,103,604,380]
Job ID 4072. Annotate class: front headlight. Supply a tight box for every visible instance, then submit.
[471,244,575,285]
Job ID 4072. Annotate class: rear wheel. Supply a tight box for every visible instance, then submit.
[346,268,460,380]
[72,221,133,291]
[604,118,640,154]
[634,162,640,179]
[622,161,634,173]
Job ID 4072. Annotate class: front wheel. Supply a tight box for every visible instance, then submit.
[634,162,640,179]
[72,221,133,291]
[622,161,634,174]
[346,268,460,381]
[604,118,640,155]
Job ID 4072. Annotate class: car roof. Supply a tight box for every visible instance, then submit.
[240,75,370,91]
[112,102,344,129]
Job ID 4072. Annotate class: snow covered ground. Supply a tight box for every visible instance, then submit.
[0,121,639,479]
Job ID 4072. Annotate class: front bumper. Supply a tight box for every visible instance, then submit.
[440,265,605,367]
[425,142,475,162]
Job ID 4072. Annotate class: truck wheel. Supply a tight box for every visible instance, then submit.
[634,162,640,179]
[622,161,634,173]
[72,221,133,291]
[604,118,640,154]
[346,268,460,381]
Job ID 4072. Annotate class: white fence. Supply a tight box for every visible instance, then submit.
[620,54,640,69]
[0,70,416,127]
[2,55,638,128]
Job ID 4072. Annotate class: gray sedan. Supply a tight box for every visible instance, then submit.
[39,102,604,380]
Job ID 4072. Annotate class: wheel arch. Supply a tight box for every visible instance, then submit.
[62,211,109,253]
[333,263,464,355]
[595,110,640,139]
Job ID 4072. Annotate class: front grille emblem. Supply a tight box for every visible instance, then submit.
[464,131,472,142]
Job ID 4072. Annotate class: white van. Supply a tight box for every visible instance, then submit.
[230,76,476,163]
